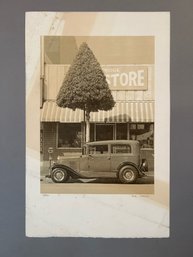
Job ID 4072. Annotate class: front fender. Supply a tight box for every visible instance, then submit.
[51,163,86,179]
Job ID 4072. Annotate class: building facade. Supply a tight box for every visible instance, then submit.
[40,36,154,168]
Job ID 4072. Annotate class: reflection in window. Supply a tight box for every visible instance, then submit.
[111,144,131,154]
[130,123,154,148]
[58,123,81,148]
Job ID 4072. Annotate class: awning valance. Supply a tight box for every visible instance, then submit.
[41,101,154,123]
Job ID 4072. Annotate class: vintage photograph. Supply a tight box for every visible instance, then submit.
[40,36,154,194]
[26,12,169,237]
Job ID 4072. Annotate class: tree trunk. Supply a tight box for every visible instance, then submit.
[85,110,90,143]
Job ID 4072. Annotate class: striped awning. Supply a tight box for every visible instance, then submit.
[41,101,154,123]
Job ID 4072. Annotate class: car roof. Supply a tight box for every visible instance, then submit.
[86,140,139,146]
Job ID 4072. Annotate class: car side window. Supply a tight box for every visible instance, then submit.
[111,144,131,154]
[89,145,108,154]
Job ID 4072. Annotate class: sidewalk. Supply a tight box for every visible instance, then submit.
[41,161,50,176]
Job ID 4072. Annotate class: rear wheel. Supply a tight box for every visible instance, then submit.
[118,165,138,184]
[51,168,69,183]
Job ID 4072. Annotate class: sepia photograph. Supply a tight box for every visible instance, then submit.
[40,36,154,194]
[2,0,193,254]
[26,12,169,237]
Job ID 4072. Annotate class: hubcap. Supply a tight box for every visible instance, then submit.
[123,170,134,181]
[54,170,65,181]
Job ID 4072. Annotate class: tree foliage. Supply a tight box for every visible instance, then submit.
[56,42,115,113]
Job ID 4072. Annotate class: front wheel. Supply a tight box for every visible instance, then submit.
[118,165,138,184]
[51,168,69,183]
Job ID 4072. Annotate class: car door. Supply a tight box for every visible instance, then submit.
[110,144,134,171]
[88,144,111,177]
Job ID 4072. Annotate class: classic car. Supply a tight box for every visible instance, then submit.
[47,140,148,184]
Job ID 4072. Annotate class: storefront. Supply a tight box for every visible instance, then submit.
[41,100,154,161]
[40,36,154,165]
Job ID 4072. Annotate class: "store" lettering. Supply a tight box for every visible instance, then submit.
[105,69,145,87]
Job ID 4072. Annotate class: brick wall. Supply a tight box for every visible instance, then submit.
[42,122,81,161]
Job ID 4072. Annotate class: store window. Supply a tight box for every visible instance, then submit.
[116,123,127,139]
[90,123,128,141]
[57,123,81,148]
[130,123,154,148]
[96,124,114,141]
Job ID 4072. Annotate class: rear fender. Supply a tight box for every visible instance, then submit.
[117,162,140,174]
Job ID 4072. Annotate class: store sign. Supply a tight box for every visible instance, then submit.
[102,65,148,90]
[48,64,148,98]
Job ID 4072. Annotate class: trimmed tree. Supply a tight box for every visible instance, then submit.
[56,42,115,143]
